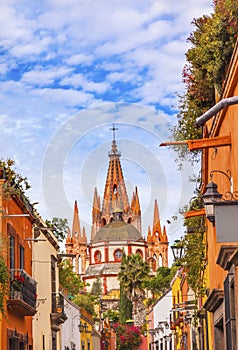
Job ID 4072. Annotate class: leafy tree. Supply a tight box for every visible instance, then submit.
[144,266,175,299]
[45,217,68,242]
[172,1,238,164]
[215,0,238,33]
[59,259,96,315]
[103,308,120,324]
[73,293,96,316]
[59,259,84,296]
[119,279,132,324]
[90,276,102,297]
[118,253,150,326]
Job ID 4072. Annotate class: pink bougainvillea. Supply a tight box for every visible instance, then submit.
[114,323,142,350]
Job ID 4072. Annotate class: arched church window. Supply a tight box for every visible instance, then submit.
[78,255,82,274]
[158,254,163,267]
[114,249,123,261]
[127,217,132,224]
[155,231,160,241]
[148,257,156,271]
[136,249,143,258]
[113,184,117,194]
[101,218,106,226]
[94,250,101,263]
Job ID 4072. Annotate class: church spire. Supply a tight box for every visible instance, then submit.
[93,187,100,211]
[92,187,101,239]
[147,199,169,270]
[134,186,140,213]
[72,200,81,239]
[101,125,130,221]
[153,199,162,238]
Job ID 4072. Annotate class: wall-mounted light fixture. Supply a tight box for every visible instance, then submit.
[158,321,169,329]
[78,322,88,333]
[171,240,184,261]
[202,177,238,241]
[202,182,222,224]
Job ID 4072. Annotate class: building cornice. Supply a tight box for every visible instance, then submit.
[203,288,224,312]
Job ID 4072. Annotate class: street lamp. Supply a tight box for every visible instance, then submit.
[202,182,222,224]
[171,240,184,261]
[78,322,88,333]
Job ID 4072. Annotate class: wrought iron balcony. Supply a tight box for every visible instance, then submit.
[8,269,37,316]
[50,293,67,332]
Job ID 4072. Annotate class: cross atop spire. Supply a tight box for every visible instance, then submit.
[110,123,118,141]
[109,123,120,157]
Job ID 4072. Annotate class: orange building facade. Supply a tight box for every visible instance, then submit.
[196,41,238,350]
[0,173,37,350]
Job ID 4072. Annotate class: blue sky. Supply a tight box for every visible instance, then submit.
[0,0,213,249]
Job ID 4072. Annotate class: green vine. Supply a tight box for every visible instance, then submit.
[180,196,207,325]
[0,255,9,316]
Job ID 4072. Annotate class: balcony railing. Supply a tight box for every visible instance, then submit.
[8,269,37,316]
[50,293,67,332]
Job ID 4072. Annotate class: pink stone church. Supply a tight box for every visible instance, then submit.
[65,128,168,298]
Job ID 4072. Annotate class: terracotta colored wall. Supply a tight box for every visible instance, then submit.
[1,192,34,348]
[202,43,238,350]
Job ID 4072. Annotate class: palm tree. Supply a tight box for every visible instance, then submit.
[118,253,150,327]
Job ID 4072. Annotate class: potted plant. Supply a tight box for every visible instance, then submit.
[11,275,24,298]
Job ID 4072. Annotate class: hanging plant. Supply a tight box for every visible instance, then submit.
[0,158,30,197]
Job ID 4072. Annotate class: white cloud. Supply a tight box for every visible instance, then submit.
[0,0,213,245]
[65,54,94,66]
[21,66,73,85]
[60,74,110,93]
[10,36,52,57]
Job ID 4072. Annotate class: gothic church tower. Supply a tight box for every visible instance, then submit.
[65,201,88,274]
[66,125,168,281]
[91,125,141,239]
[147,199,168,271]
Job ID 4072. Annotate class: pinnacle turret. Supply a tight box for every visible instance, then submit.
[153,199,162,238]
[72,200,81,239]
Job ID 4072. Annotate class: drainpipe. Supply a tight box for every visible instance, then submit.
[195,96,238,127]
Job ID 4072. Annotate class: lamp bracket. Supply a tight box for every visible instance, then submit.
[223,191,238,201]
[210,170,231,185]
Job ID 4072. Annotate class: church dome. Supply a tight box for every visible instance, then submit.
[93,220,142,241]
